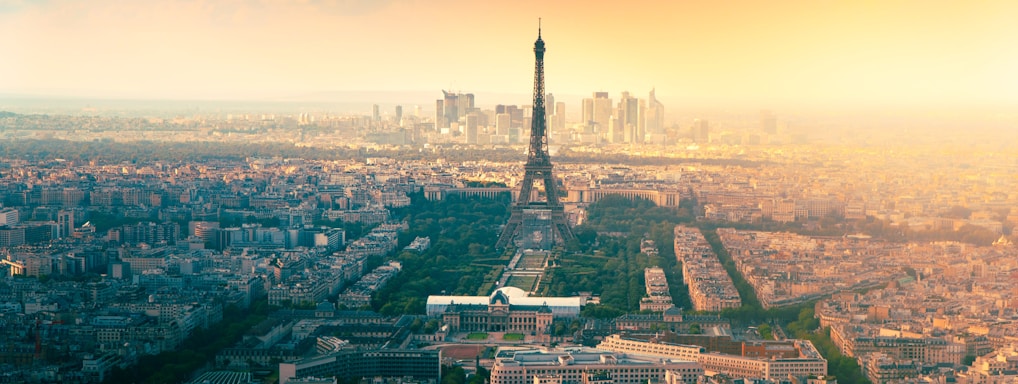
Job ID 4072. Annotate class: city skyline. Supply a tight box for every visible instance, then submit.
[2,4,1018,383]
[3,0,1018,110]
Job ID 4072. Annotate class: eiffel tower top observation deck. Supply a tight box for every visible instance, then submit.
[527,23,550,166]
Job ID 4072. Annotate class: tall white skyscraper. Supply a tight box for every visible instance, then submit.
[495,113,511,136]
[545,93,555,132]
[465,113,479,144]
[554,102,566,133]
[436,91,474,129]
[592,92,612,137]
[617,91,640,143]
[581,98,594,132]
[693,119,710,144]
[435,99,445,129]
[645,88,665,136]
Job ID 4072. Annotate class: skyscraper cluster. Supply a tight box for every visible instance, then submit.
[435,90,476,131]
[430,88,664,146]
[580,89,666,145]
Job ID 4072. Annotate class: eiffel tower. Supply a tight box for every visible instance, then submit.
[496,24,574,249]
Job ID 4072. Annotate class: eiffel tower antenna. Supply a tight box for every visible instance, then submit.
[496,23,574,250]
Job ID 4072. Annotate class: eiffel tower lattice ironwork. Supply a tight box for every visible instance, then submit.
[495,24,574,249]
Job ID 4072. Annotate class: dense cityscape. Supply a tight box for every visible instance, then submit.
[1,76,1016,383]
[4,1,1018,384]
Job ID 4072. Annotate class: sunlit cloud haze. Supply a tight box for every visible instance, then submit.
[3,0,1018,110]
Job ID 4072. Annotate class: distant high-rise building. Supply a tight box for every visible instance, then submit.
[617,91,641,143]
[57,209,74,239]
[545,93,555,131]
[465,113,479,144]
[495,113,511,136]
[433,89,472,127]
[435,100,445,129]
[372,104,380,121]
[645,88,665,135]
[510,106,524,129]
[496,104,525,129]
[443,91,458,128]
[592,92,612,137]
[760,110,777,134]
[608,117,621,144]
[638,98,647,142]
[395,105,403,122]
[436,91,474,129]
[581,98,594,132]
[460,93,474,116]
[554,101,566,133]
[473,110,490,128]
[693,119,710,144]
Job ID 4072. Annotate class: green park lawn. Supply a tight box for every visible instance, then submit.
[503,333,525,341]
[466,332,489,340]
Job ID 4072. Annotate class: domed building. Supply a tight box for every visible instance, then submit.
[426,287,583,339]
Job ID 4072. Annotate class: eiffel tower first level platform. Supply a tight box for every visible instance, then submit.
[496,25,574,250]
[496,164,574,250]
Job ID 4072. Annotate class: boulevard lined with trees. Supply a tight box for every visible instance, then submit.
[103,300,274,384]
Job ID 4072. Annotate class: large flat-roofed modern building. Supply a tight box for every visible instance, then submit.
[613,307,730,334]
[597,334,827,380]
[278,349,440,384]
[489,349,702,384]
[427,287,583,336]
[597,334,706,361]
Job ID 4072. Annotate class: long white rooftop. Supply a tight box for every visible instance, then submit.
[426,287,582,317]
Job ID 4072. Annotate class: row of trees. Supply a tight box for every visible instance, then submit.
[554,196,868,384]
[0,138,766,169]
[373,192,880,382]
[696,201,1008,248]
[103,299,274,384]
[371,194,512,316]
[575,201,868,380]
[698,227,764,313]
[545,238,664,312]
[579,195,694,239]
[549,195,697,317]
[441,364,489,384]
[371,194,696,318]
[785,307,872,384]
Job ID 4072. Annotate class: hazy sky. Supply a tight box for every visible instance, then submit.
[3,0,1017,109]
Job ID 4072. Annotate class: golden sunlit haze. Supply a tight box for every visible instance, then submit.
[2,0,1017,109]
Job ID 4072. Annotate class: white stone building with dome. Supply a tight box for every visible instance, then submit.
[426,287,584,338]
